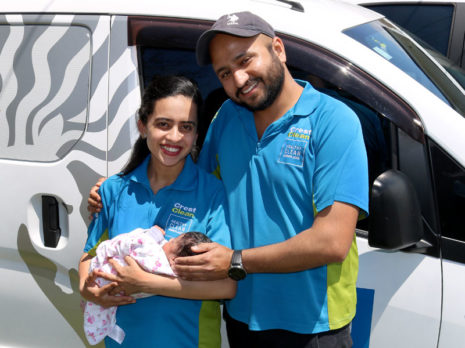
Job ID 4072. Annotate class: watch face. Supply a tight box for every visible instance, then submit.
[228,267,246,281]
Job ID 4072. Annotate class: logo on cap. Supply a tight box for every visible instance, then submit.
[227,14,239,26]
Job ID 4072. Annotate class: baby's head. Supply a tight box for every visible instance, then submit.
[162,232,212,260]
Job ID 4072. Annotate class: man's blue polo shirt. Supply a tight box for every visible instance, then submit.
[84,155,230,347]
[198,80,368,334]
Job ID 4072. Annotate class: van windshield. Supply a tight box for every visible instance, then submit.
[344,19,465,117]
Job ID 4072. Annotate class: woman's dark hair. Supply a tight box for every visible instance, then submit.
[120,75,203,176]
[175,232,212,257]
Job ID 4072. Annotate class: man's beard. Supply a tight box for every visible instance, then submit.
[235,54,285,112]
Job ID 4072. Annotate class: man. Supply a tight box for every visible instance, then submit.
[89,11,368,348]
[175,12,368,347]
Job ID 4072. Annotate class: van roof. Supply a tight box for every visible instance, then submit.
[1,0,383,35]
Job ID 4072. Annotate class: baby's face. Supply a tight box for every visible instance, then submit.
[162,235,183,260]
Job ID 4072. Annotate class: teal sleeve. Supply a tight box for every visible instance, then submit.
[198,109,222,178]
[83,179,111,253]
[313,101,369,215]
[205,185,231,248]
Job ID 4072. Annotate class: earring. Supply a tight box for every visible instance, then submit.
[190,144,200,162]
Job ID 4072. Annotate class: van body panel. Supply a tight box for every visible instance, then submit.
[356,240,441,348]
[440,259,465,347]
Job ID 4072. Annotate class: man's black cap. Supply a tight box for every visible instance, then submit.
[196,11,275,66]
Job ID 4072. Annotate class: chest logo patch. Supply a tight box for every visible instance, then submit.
[278,127,311,167]
[165,203,196,238]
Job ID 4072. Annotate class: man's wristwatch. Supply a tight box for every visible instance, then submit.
[228,250,247,281]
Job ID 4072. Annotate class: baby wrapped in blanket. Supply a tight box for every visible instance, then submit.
[83,226,211,345]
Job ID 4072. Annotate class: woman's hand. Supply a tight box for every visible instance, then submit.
[87,177,106,219]
[93,256,148,296]
[80,272,136,308]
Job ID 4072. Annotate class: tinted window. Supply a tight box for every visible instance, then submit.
[398,128,438,234]
[344,20,450,105]
[141,47,221,97]
[345,20,465,116]
[422,47,465,91]
[368,4,454,56]
[140,47,224,148]
[430,141,465,242]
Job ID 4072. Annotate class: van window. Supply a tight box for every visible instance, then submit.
[344,21,448,103]
[398,128,439,237]
[0,24,91,162]
[430,141,465,242]
[344,19,465,117]
[140,47,223,148]
[367,4,454,56]
[141,48,221,99]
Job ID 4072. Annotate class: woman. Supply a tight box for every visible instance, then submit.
[78,75,235,347]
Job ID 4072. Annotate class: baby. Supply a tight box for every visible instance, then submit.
[83,226,211,345]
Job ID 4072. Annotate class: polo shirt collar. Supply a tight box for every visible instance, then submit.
[236,79,321,140]
[285,79,320,119]
[258,80,321,139]
[127,155,198,193]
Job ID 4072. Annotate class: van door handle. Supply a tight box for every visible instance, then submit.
[42,195,61,248]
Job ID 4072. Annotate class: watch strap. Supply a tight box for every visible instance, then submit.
[231,250,243,266]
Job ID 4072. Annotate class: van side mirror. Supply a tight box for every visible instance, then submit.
[369,169,424,250]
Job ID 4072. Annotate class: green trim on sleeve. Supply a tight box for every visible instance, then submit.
[212,154,222,180]
[313,195,358,329]
[327,234,359,330]
[86,228,109,257]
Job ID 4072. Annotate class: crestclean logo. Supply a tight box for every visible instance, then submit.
[172,202,197,218]
[227,14,239,26]
[165,202,195,237]
[288,127,311,140]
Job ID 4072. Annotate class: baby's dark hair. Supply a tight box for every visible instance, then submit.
[176,232,212,257]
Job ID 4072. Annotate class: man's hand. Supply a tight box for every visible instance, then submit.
[80,273,135,308]
[87,177,106,218]
[173,242,233,281]
[94,256,148,296]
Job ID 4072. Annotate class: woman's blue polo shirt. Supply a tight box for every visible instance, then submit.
[84,155,230,347]
[198,80,369,334]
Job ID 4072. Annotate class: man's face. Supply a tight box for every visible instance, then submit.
[209,34,285,112]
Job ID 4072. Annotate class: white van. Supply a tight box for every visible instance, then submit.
[1,0,465,347]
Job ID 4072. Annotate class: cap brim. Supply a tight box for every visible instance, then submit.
[196,28,264,66]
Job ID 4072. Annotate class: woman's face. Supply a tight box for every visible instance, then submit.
[139,95,198,169]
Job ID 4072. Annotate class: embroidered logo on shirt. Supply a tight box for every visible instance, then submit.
[165,203,196,238]
[288,127,311,140]
[172,202,196,218]
[278,127,311,167]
